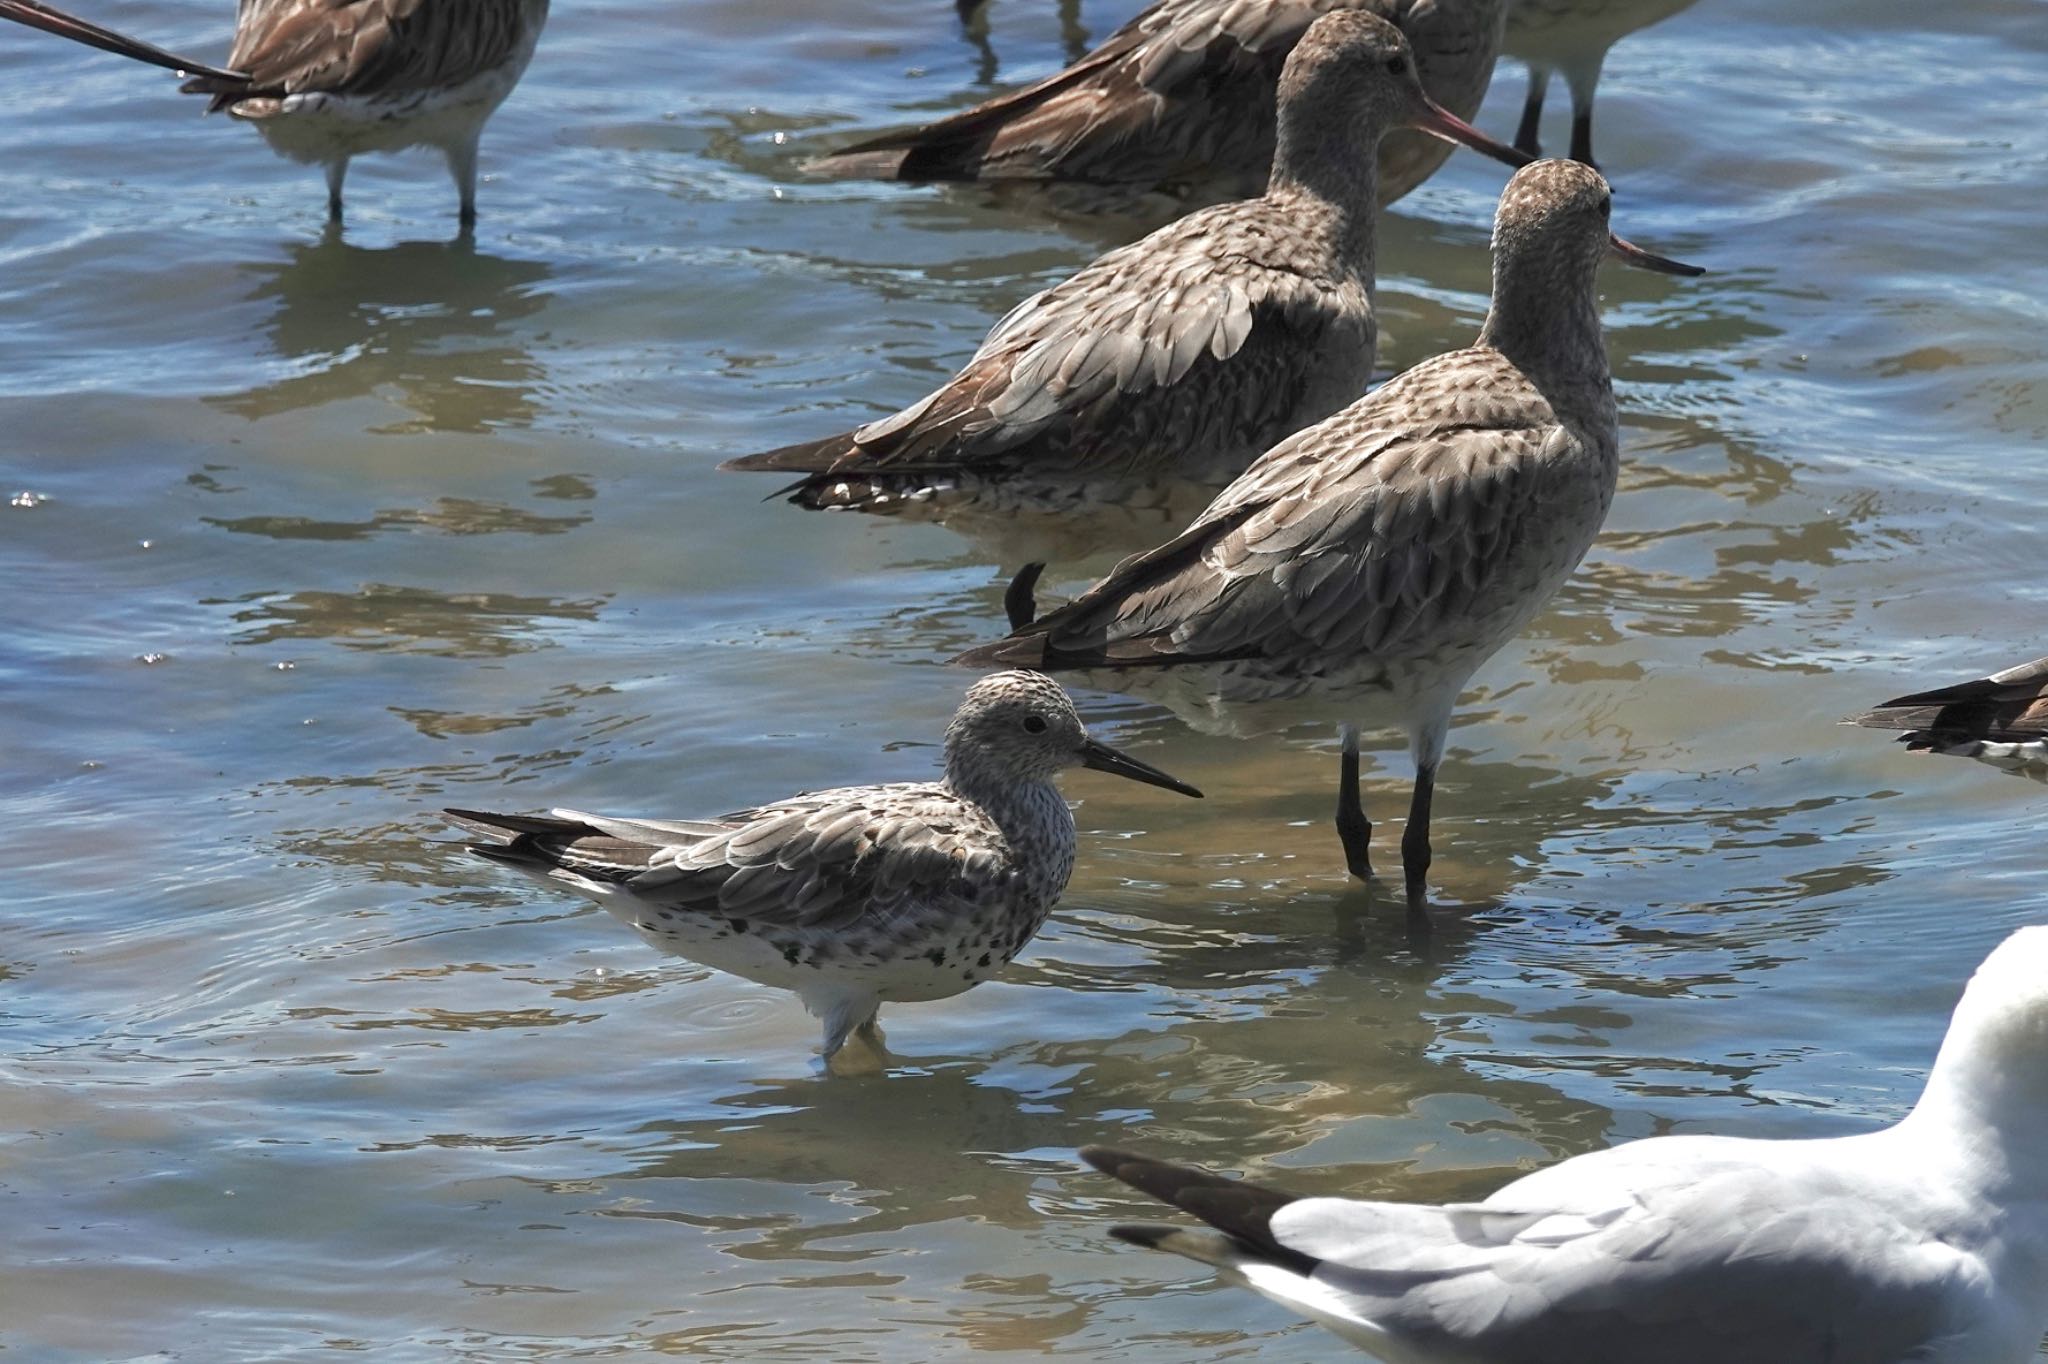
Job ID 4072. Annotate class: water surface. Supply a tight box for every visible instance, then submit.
[2,0,2046,1357]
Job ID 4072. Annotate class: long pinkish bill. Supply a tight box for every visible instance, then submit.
[1609,232,1705,277]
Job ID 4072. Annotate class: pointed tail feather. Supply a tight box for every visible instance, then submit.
[718,431,858,476]
[1081,1145,1316,1275]
[0,0,244,82]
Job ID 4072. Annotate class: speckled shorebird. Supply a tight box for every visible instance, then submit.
[446,672,1200,1070]
[811,0,1509,211]
[725,11,1526,514]
[1850,654,2048,783]
[954,159,1701,900]
[1078,929,2048,1361]
[1503,0,1698,165]
[0,0,548,223]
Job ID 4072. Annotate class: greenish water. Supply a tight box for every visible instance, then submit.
[2,0,2045,1358]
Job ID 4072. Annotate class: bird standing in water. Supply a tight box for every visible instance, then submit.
[0,0,549,223]
[726,11,1527,516]
[956,160,1701,902]
[812,0,1509,213]
[447,672,1200,1072]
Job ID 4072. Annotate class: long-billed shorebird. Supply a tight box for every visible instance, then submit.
[1503,0,1698,166]
[1850,654,2048,783]
[955,159,1701,900]
[811,0,1508,212]
[726,11,1526,514]
[446,672,1199,1071]
[0,0,549,223]
[1081,927,2048,1362]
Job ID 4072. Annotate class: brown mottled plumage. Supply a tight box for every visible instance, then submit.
[447,672,1199,1069]
[810,0,1508,211]
[0,0,548,221]
[725,11,1525,515]
[1850,654,2048,783]
[955,160,1702,898]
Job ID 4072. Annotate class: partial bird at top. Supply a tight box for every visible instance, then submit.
[808,0,1511,214]
[1082,924,2048,1362]
[728,11,1528,522]
[0,0,550,224]
[1849,653,2048,784]
[1503,0,1700,166]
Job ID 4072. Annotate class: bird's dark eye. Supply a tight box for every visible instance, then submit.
[1385,56,1407,76]
[1022,715,1049,734]
[1599,198,1612,218]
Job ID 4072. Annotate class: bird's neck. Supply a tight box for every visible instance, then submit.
[1897,1022,2048,1206]
[1267,111,1383,269]
[1476,255,1612,416]
[943,756,1066,828]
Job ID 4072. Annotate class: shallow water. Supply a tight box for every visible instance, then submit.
[2,0,2046,1357]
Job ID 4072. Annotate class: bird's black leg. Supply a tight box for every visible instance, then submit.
[324,160,347,223]
[1335,724,1372,881]
[1515,66,1549,158]
[1565,61,1602,169]
[1401,760,1436,907]
[1569,107,1596,168]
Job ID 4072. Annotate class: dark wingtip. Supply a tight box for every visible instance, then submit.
[1004,561,1046,630]
[1079,1143,1133,1175]
[1107,1223,1175,1250]
[950,635,1047,669]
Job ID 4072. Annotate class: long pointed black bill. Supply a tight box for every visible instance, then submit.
[1609,232,1704,277]
[1078,737,1202,798]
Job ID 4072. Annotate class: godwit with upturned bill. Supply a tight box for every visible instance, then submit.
[955,159,1701,902]
[726,11,1527,517]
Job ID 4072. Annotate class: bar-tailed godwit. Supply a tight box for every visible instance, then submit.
[446,672,1200,1072]
[955,159,1700,901]
[727,11,1526,515]
[811,0,1509,211]
[0,0,549,223]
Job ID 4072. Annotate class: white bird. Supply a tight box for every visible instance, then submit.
[0,0,549,223]
[1083,925,2048,1362]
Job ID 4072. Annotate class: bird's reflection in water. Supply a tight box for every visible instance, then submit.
[208,227,553,433]
[591,979,1617,1244]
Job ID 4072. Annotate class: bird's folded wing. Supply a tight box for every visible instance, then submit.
[606,789,1014,933]
[820,0,1326,180]
[816,232,1348,476]
[1855,653,2048,741]
[1011,387,1560,667]
[1270,1163,1971,1360]
[220,0,531,101]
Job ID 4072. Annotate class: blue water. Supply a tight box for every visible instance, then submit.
[2,0,2045,1357]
